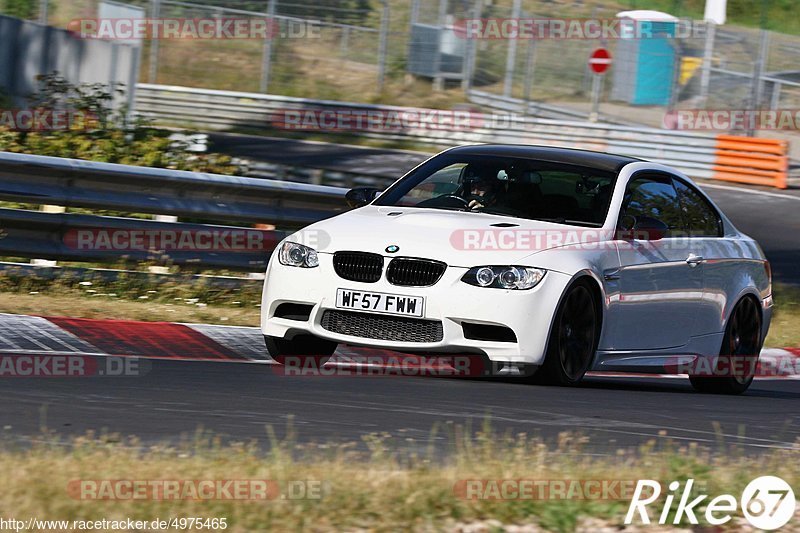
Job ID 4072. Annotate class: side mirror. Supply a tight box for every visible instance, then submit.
[345,187,381,208]
[616,215,669,241]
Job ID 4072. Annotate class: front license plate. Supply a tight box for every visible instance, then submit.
[335,289,424,318]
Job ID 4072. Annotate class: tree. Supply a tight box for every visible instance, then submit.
[2,0,37,19]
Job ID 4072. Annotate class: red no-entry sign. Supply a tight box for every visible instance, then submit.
[589,48,612,74]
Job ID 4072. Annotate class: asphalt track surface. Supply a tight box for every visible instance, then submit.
[211,133,800,284]
[2,357,799,454]
[0,134,798,455]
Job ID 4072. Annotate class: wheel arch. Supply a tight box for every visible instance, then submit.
[724,288,764,333]
[724,291,765,353]
[536,270,606,384]
[546,270,605,359]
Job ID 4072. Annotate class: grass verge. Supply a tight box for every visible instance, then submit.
[767,283,800,348]
[0,269,262,327]
[0,291,260,327]
[1,429,798,532]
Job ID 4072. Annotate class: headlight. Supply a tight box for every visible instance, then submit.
[461,266,545,290]
[278,241,319,268]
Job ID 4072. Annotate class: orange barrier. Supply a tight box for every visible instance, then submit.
[712,135,789,189]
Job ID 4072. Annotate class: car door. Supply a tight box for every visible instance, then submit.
[610,174,704,351]
[673,178,727,337]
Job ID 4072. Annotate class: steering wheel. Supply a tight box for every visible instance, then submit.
[437,194,470,208]
[464,194,487,204]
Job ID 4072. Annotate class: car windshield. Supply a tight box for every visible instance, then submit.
[374,154,617,227]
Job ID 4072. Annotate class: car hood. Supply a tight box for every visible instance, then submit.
[289,205,613,268]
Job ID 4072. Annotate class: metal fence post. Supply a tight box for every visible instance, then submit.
[377,0,389,93]
[502,0,521,98]
[260,0,277,93]
[33,204,65,267]
[461,40,473,92]
[152,213,178,273]
[340,26,350,57]
[770,81,781,110]
[38,0,47,24]
[433,0,448,90]
[667,39,682,115]
[409,0,419,27]
[698,21,715,107]
[148,0,161,84]
[522,29,536,108]
[461,0,482,93]
[127,45,142,127]
[747,29,770,135]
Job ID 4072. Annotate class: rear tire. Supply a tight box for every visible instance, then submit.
[690,296,762,395]
[265,335,337,367]
[533,280,599,386]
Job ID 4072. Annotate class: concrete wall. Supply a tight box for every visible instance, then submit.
[0,15,137,106]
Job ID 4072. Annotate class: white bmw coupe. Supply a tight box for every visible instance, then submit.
[261,145,772,393]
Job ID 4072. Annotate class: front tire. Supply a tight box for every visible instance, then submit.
[534,280,599,386]
[265,334,337,367]
[690,296,762,395]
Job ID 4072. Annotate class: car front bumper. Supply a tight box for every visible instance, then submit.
[260,252,572,365]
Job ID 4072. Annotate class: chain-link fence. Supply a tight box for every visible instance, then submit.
[3,0,800,138]
[3,0,406,100]
[456,3,800,134]
[138,0,395,97]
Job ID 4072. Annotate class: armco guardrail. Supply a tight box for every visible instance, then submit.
[0,151,346,226]
[135,83,790,189]
[467,89,634,125]
[0,261,261,288]
[0,152,346,271]
[0,208,285,270]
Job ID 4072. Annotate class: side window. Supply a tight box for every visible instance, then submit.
[674,180,723,237]
[621,175,685,236]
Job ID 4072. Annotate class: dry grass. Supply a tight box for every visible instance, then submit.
[0,269,262,326]
[0,429,798,532]
[0,292,260,326]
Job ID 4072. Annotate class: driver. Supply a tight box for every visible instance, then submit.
[464,170,502,211]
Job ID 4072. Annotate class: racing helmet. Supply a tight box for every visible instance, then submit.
[461,164,502,202]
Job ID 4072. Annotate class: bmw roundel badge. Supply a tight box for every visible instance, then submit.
[385,245,399,253]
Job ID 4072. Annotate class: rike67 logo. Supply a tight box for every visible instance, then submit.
[626,476,796,530]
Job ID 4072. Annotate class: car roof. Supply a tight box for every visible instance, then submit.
[445,144,642,173]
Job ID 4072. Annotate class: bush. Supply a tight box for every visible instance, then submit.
[0,73,238,174]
